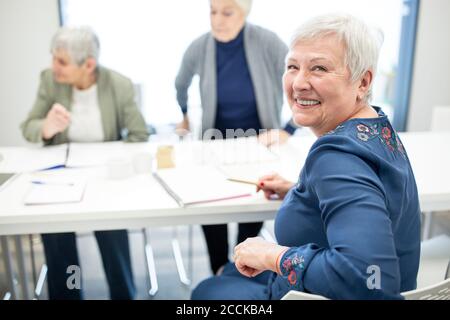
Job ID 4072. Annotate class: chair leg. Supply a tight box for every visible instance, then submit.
[171,227,191,287]
[28,236,37,291]
[34,264,47,299]
[422,211,433,240]
[188,225,193,284]
[142,228,158,297]
[14,235,31,300]
[445,259,450,280]
[1,236,16,300]
[260,227,276,243]
[28,234,48,300]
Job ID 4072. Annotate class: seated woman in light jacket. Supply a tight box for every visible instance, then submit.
[192,13,421,300]
[21,26,149,300]
[175,0,298,275]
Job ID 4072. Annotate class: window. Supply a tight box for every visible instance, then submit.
[59,0,416,131]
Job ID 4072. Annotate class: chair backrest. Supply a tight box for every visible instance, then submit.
[402,278,450,300]
[417,234,450,288]
[282,278,450,300]
[430,106,450,132]
[281,290,328,300]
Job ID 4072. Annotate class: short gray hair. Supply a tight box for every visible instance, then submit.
[234,0,253,16]
[50,26,100,66]
[290,13,384,102]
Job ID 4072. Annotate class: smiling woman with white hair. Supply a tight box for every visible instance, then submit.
[175,0,297,276]
[192,13,421,300]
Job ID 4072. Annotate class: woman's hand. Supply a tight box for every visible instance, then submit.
[258,129,290,147]
[257,173,294,200]
[234,237,289,277]
[175,115,190,136]
[41,103,71,140]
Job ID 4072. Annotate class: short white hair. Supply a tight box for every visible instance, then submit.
[234,0,252,15]
[290,13,384,102]
[50,26,100,66]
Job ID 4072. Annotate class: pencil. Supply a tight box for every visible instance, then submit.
[227,178,259,186]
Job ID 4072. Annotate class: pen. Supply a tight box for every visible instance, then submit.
[39,164,66,171]
[227,178,259,186]
[31,180,74,186]
[65,143,71,166]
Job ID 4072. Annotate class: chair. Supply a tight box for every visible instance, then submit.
[282,278,450,300]
[282,290,329,300]
[402,278,450,300]
[417,234,450,288]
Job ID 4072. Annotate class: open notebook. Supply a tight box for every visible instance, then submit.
[153,166,254,207]
[0,144,68,173]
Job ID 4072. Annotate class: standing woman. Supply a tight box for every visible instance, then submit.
[175,0,296,274]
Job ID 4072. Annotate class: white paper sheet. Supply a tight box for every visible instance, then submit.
[23,176,87,205]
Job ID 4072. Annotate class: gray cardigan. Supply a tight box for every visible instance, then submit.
[175,23,292,133]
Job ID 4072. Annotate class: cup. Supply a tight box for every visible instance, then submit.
[106,157,134,180]
[132,152,153,174]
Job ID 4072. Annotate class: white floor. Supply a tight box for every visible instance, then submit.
[1,215,449,300]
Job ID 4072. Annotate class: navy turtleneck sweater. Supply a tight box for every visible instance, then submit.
[214,28,262,135]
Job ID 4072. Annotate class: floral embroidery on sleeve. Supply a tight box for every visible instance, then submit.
[280,252,305,287]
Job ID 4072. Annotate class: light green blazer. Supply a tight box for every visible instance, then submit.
[21,66,149,145]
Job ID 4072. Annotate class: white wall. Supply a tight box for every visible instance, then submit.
[0,0,59,146]
[0,0,448,145]
[407,0,450,131]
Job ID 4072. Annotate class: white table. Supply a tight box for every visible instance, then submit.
[398,132,450,212]
[0,145,284,236]
[2,133,450,236]
[0,139,286,299]
[1,132,449,299]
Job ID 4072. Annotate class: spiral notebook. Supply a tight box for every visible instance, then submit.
[153,166,254,207]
